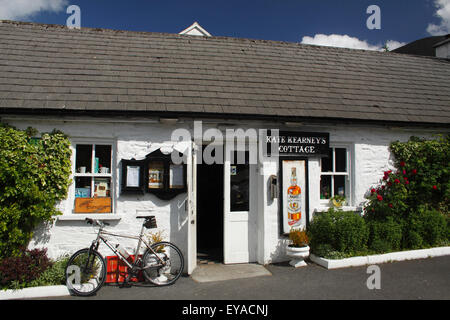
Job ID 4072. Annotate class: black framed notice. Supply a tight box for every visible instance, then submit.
[266,130,330,157]
[121,159,145,194]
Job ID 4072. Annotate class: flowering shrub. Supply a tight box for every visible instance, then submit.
[364,135,449,251]
[289,228,309,247]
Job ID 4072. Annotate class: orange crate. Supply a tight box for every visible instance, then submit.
[106,255,144,283]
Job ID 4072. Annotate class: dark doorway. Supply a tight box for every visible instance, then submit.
[196,153,224,263]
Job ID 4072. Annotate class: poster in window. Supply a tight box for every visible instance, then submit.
[126,166,140,188]
[148,162,164,189]
[169,164,184,189]
[282,160,306,234]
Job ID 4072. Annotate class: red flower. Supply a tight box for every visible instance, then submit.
[371,188,376,194]
[433,185,437,190]
[388,181,392,186]
[402,170,406,175]
[412,169,417,175]
[400,161,405,167]
[377,194,383,201]
[405,180,410,185]
[394,179,400,184]
[388,203,393,208]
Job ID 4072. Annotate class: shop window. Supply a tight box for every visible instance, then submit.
[320,147,350,203]
[74,143,113,213]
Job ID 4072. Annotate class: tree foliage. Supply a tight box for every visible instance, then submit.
[0,124,72,259]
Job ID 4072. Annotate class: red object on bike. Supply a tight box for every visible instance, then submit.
[105,255,144,283]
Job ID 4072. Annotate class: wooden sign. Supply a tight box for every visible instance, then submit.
[75,197,112,213]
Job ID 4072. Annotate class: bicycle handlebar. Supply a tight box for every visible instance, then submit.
[85,218,109,227]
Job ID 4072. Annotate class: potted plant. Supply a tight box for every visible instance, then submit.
[286,228,310,267]
[330,195,346,208]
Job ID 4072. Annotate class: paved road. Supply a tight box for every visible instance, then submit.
[47,255,450,300]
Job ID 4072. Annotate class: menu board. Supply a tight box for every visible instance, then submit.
[148,162,164,189]
[169,164,184,189]
[126,166,140,188]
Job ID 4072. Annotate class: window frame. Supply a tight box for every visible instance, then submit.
[319,144,352,207]
[70,139,116,214]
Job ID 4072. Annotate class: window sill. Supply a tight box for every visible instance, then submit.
[57,214,122,221]
[314,206,362,213]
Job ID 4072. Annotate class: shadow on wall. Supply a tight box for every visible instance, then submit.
[269,237,290,264]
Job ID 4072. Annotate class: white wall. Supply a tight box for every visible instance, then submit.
[4,116,445,265]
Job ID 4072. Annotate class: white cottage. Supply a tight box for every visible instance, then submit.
[0,21,449,274]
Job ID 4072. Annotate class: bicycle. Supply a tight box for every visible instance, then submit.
[65,216,184,296]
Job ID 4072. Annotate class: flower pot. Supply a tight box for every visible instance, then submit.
[286,245,310,268]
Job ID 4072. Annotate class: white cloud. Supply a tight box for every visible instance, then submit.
[427,0,450,35]
[301,34,405,51]
[385,40,406,51]
[0,0,68,21]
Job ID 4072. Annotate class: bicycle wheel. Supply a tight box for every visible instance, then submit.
[65,248,106,296]
[142,241,184,286]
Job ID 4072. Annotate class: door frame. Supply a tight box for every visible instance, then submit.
[187,141,198,274]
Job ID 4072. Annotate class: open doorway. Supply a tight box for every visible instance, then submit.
[196,149,224,263]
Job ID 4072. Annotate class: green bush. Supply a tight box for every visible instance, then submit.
[403,206,447,249]
[29,255,70,287]
[367,217,403,253]
[0,125,72,259]
[309,209,369,256]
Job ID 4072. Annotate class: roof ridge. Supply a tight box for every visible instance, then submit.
[0,19,420,57]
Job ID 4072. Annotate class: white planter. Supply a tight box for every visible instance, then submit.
[309,246,450,270]
[286,245,310,268]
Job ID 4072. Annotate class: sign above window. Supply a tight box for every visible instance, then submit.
[265,130,330,157]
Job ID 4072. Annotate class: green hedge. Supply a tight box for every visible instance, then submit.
[308,209,369,257]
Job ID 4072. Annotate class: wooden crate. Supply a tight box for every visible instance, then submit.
[74,197,111,213]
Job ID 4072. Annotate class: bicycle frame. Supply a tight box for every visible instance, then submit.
[90,223,165,271]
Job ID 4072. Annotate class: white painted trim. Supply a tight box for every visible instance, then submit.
[57,214,122,221]
[310,246,450,269]
[179,22,211,37]
[314,206,362,213]
[0,285,70,300]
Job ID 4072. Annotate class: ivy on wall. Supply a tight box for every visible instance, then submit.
[0,124,72,259]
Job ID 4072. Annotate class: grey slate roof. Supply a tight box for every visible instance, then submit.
[0,20,449,125]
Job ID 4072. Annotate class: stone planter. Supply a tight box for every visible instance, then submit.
[286,245,310,268]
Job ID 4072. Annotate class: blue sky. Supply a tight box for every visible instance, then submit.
[1,0,449,50]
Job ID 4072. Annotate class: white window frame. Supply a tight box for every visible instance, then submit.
[60,138,119,219]
[319,144,352,207]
